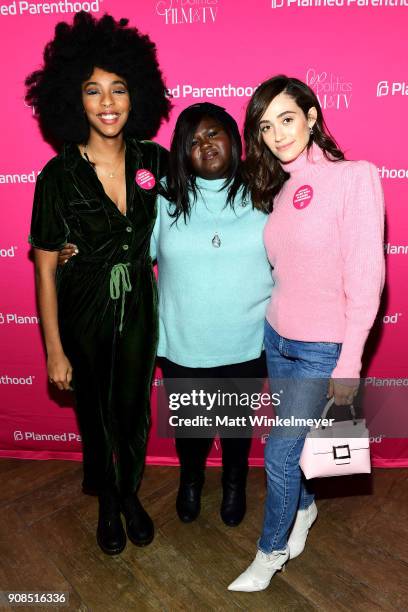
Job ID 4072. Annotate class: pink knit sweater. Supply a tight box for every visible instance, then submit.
[263,143,385,379]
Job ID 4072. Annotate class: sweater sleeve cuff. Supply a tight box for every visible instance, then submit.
[331,334,365,379]
[331,363,361,381]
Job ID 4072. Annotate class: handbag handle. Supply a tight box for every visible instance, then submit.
[321,397,357,426]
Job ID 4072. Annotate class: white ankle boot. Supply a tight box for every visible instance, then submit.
[228,546,289,592]
[287,501,318,559]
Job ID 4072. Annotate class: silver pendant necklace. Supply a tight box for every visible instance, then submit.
[199,184,224,247]
[212,234,221,248]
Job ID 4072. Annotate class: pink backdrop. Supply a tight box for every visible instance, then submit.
[1,0,407,469]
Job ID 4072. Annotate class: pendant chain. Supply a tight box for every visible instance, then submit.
[82,144,126,179]
[202,194,223,249]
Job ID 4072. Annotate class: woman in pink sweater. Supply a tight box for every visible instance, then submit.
[228,75,385,592]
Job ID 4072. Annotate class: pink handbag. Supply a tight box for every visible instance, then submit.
[299,397,371,479]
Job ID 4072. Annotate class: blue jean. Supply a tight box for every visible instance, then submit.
[258,320,341,554]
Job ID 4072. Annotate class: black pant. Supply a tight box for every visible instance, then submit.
[159,354,267,475]
[62,264,157,497]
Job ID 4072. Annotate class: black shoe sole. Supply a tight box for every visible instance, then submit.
[176,510,200,523]
[96,533,126,556]
[126,529,154,547]
[220,513,246,527]
[220,500,246,527]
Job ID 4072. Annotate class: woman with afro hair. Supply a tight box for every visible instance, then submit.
[26,11,171,555]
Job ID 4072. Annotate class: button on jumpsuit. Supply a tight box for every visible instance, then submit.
[29,139,168,495]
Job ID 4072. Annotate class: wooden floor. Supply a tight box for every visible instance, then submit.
[0,459,407,612]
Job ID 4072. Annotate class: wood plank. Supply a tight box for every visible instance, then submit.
[0,459,28,474]
[282,547,388,612]
[314,468,407,541]
[0,459,406,611]
[292,508,408,612]
[121,528,234,611]
[0,508,83,611]
[29,507,162,611]
[11,468,82,527]
[0,460,78,506]
[0,505,27,536]
[349,498,408,565]
[161,514,316,611]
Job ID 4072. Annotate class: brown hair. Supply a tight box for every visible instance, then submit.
[243,75,344,212]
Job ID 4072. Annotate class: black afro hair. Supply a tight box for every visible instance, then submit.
[25,11,172,146]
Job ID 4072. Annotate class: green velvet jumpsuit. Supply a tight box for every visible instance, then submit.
[29,139,168,495]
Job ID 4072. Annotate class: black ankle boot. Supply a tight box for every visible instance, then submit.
[176,470,205,523]
[121,494,154,546]
[97,491,126,555]
[220,467,248,527]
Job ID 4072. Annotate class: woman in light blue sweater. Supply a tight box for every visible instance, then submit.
[153,103,273,526]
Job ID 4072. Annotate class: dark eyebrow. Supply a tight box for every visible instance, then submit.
[83,80,127,88]
[259,110,297,124]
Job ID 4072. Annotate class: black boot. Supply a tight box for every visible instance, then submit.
[176,468,205,523]
[220,465,248,527]
[220,436,251,527]
[121,494,154,546]
[175,437,211,523]
[97,490,127,555]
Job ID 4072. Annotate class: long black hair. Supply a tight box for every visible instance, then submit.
[244,75,344,212]
[25,11,171,147]
[162,103,247,223]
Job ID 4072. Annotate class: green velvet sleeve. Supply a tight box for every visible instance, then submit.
[28,162,69,251]
[140,140,169,181]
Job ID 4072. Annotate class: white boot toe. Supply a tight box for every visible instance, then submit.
[228,547,289,592]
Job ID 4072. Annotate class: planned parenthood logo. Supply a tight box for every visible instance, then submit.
[0,0,101,16]
[166,83,258,99]
[378,167,408,179]
[0,375,36,384]
[306,68,352,110]
[13,430,81,442]
[384,243,408,256]
[382,312,403,325]
[0,170,40,184]
[0,313,40,325]
[377,81,408,97]
[156,0,219,24]
[0,246,18,258]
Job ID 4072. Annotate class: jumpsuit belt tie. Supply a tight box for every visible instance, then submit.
[110,263,132,333]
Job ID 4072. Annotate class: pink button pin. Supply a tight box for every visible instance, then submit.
[135,169,156,190]
[293,185,313,210]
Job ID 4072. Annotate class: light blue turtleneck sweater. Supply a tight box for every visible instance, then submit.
[150,177,273,367]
